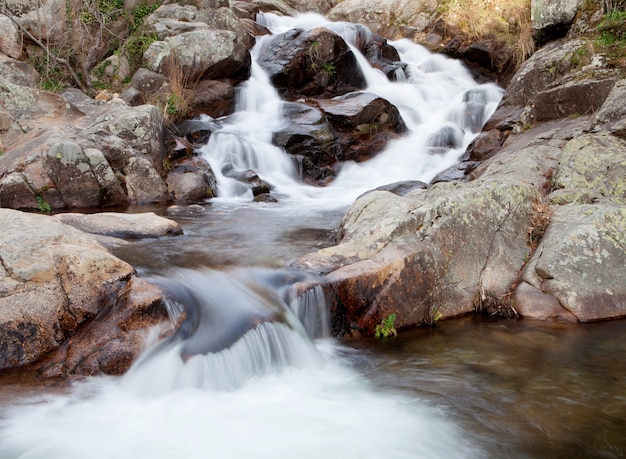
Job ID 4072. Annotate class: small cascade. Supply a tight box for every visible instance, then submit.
[199,57,302,199]
[121,268,327,395]
[289,284,331,339]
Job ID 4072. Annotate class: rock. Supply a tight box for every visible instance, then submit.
[165,156,218,202]
[51,212,183,238]
[187,79,237,118]
[313,91,407,162]
[128,67,169,95]
[0,76,83,149]
[0,96,172,210]
[502,39,587,107]
[531,0,584,44]
[533,76,617,121]
[0,209,137,370]
[36,278,170,377]
[327,0,436,40]
[296,176,538,335]
[550,133,626,205]
[518,204,626,322]
[143,29,251,83]
[279,0,339,14]
[592,78,626,139]
[252,0,299,16]
[0,16,23,59]
[256,27,366,99]
[93,54,132,93]
[272,101,338,183]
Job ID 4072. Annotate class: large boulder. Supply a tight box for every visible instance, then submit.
[143,29,251,82]
[531,0,584,44]
[515,204,626,322]
[0,82,173,210]
[0,209,176,375]
[312,91,407,162]
[295,176,538,335]
[256,27,366,99]
[327,0,436,40]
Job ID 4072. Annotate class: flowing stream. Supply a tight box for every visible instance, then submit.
[1,13,626,459]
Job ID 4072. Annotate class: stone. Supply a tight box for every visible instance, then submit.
[256,27,366,99]
[0,17,23,60]
[51,212,183,238]
[327,0,436,40]
[531,0,584,43]
[0,209,135,369]
[520,204,626,322]
[550,133,626,205]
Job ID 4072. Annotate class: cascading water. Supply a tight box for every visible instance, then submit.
[0,12,506,459]
[199,12,503,203]
[0,267,483,459]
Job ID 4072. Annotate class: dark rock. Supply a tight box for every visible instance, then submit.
[257,27,366,99]
[187,79,237,118]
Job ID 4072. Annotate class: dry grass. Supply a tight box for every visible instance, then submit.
[437,0,534,64]
[527,198,553,248]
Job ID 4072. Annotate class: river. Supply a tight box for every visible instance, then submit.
[1,11,625,459]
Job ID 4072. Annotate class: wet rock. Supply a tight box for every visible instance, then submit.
[166,156,218,202]
[256,27,366,99]
[36,278,170,377]
[313,91,407,162]
[272,101,338,182]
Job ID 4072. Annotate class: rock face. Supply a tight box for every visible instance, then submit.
[295,7,626,335]
[531,0,584,43]
[0,209,171,373]
[0,88,172,210]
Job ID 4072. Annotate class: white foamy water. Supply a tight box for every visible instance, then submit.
[0,270,482,459]
[199,12,503,203]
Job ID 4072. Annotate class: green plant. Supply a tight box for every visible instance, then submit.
[430,306,443,325]
[375,313,397,339]
[36,195,52,214]
[321,62,336,75]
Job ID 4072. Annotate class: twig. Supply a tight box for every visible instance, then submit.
[2,7,89,92]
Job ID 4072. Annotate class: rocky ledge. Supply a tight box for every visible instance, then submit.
[295,27,626,335]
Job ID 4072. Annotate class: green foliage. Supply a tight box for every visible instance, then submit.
[165,94,183,116]
[430,306,443,325]
[129,2,162,32]
[321,62,336,75]
[36,195,52,214]
[375,313,397,339]
[123,32,158,71]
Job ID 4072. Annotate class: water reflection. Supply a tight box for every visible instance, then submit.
[347,317,626,459]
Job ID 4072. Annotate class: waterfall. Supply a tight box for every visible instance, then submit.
[198,12,503,203]
[121,268,327,395]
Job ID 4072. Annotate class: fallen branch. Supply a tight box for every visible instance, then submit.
[1,6,90,93]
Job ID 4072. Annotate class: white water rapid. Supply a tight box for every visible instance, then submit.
[0,12,503,459]
[200,12,503,204]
